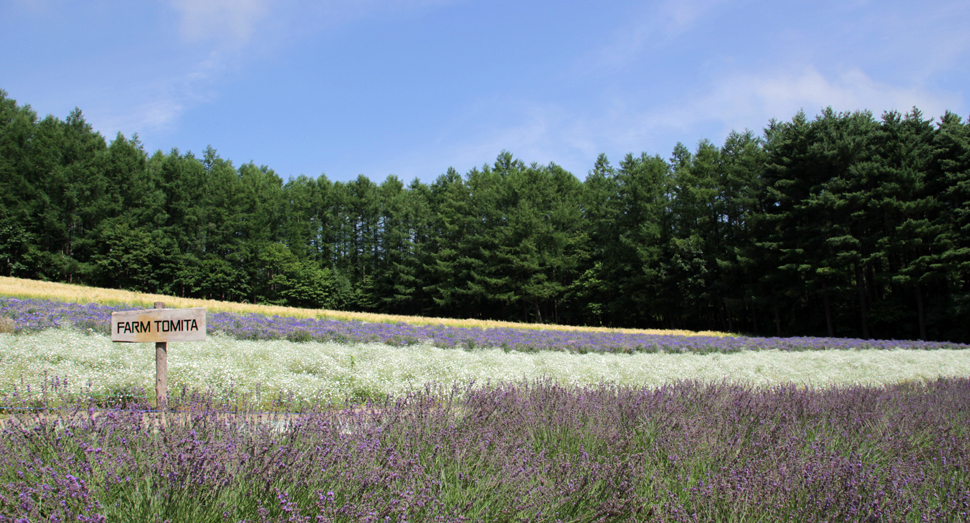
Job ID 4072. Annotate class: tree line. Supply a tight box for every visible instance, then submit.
[1,89,968,341]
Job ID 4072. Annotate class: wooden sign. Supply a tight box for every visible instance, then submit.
[110,307,206,343]
[110,303,207,411]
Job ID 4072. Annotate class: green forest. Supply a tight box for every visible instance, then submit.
[1,89,968,341]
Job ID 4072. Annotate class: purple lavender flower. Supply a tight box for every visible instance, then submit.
[2,378,968,520]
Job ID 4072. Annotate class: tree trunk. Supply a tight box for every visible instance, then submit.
[771,290,782,337]
[774,304,781,337]
[915,282,927,341]
[751,303,759,334]
[855,262,870,339]
[823,290,834,337]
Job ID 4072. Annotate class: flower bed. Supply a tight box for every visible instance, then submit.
[2,379,968,521]
[1,297,965,353]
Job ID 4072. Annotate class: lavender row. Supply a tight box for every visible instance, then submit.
[2,297,967,353]
[2,378,969,521]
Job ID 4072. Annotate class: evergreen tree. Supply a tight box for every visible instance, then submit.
[575,154,620,325]
[0,91,42,277]
[716,130,765,333]
[931,111,970,340]
[425,167,474,317]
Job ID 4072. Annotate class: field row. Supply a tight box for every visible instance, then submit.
[2,296,965,355]
[3,379,968,521]
[0,276,719,336]
[2,326,970,404]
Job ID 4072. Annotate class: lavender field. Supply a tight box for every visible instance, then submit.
[2,379,969,521]
[2,297,970,403]
[2,297,965,353]
[2,296,970,521]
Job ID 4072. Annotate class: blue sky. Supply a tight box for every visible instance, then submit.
[2,0,967,184]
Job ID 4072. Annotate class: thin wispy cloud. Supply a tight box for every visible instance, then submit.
[406,62,963,180]
[744,67,959,120]
[637,65,962,145]
[362,60,965,180]
[137,0,455,138]
[170,0,272,47]
[95,98,185,137]
[3,1,965,182]
[486,0,969,177]
[581,0,729,72]
[88,1,276,139]
[453,105,598,171]
[658,0,731,34]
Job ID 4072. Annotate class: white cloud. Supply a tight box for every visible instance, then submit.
[567,65,965,164]
[128,98,186,130]
[397,65,965,181]
[168,0,456,49]
[83,88,187,142]
[170,0,271,47]
[658,0,729,34]
[83,52,228,139]
[693,66,963,132]
[463,107,597,167]
[353,99,600,181]
[80,0,273,138]
[90,0,457,151]
[582,0,731,71]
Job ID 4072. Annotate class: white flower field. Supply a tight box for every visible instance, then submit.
[3,326,969,403]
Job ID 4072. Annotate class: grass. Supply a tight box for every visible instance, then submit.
[0,276,730,337]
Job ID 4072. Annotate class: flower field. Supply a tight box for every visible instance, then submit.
[1,379,969,521]
[2,296,970,404]
[1,296,964,354]
[0,276,721,336]
[2,290,970,521]
[5,326,970,406]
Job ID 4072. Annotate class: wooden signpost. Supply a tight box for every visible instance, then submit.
[110,303,206,410]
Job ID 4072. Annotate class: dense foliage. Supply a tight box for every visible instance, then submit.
[2,379,969,521]
[2,89,968,341]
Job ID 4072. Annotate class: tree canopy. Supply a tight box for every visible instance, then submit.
[2,89,968,341]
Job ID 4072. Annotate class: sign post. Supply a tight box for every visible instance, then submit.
[154,302,167,411]
[110,304,206,410]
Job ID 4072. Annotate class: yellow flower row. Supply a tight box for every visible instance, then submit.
[0,276,730,337]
